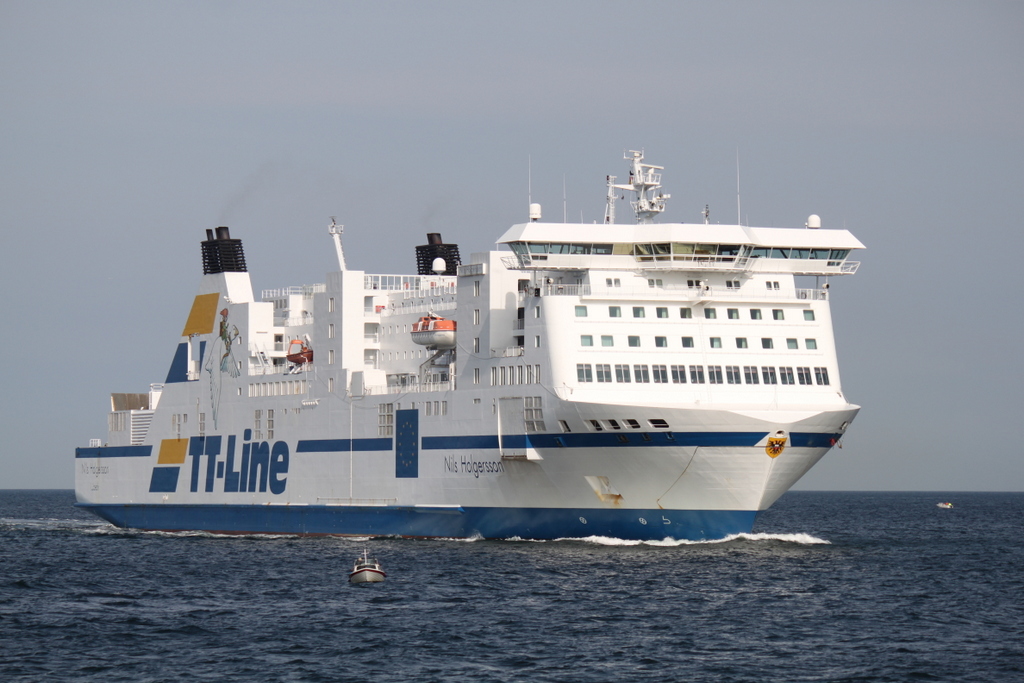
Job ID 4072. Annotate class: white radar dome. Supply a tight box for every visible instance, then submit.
[432,257,446,274]
[529,203,542,221]
[806,214,821,229]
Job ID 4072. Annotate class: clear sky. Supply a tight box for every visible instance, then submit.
[2,1,1021,490]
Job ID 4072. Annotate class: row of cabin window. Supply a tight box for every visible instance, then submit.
[575,363,830,386]
[490,365,543,386]
[616,278,778,290]
[581,335,818,350]
[557,417,671,432]
[248,380,309,397]
[575,417,671,432]
[576,305,815,321]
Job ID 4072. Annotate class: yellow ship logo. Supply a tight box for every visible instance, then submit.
[766,433,787,458]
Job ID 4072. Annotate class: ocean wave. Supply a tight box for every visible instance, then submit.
[1,517,112,533]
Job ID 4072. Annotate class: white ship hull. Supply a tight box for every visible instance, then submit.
[76,398,857,540]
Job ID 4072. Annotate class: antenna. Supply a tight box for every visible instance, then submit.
[328,217,346,271]
[611,150,670,224]
[563,174,567,223]
[528,155,532,205]
[604,175,617,224]
[736,148,741,225]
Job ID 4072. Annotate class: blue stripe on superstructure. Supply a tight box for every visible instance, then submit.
[75,445,153,458]
[422,435,499,450]
[295,438,393,453]
[164,341,205,383]
[165,342,189,383]
[76,502,759,542]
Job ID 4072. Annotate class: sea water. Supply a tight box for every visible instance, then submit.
[1,490,1021,682]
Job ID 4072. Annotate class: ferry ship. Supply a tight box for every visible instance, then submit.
[75,151,863,540]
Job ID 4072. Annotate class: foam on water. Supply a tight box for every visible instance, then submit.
[499,532,830,546]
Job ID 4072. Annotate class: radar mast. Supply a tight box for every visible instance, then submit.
[608,150,670,224]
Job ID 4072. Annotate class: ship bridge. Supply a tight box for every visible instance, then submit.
[498,222,864,277]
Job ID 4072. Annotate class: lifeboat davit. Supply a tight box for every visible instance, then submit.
[411,315,456,349]
[285,339,313,364]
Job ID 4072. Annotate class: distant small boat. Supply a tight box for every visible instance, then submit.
[349,549,386,584]
[936,502,953,509]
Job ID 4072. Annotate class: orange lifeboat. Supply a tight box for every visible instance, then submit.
[411,315,457,349]
[285,339,313,364]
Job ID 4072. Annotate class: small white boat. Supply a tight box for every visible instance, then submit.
[936,502,953,509]
[349,549,386,584]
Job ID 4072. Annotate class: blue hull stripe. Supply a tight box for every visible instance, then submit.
[421,431,795,450]
[75,433,838,460]
[790,433,841,448]
[296,438,393,453]
[75,445,153,458]
[77,503,758,542]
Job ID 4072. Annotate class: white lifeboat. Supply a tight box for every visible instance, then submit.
[411,314,456,349]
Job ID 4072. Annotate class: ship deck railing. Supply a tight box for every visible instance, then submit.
[248,363,311,377]
[501,254,859,276]
[378,300,458,318]
[315,497,399,506]
[274,314,314,327]
[364,274,457,294]
[362,380,456,396]
[262,284,326,300]
[519,285,829,301]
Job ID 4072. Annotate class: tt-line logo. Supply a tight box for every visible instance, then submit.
[149,431,289,495]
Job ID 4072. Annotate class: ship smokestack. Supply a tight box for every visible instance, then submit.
[201,226,248,274]
[415,232,460,276]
